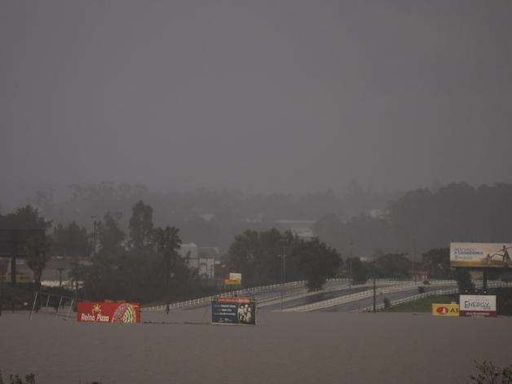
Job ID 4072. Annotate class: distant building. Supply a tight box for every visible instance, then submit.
[275,219,316,240]
[368,208,389,219]
[178,243,215,279]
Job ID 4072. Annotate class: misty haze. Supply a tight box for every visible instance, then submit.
[1,1,512,384]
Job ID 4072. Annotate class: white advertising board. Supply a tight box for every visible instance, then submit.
[459,295,497,317]
[450,243,512,268]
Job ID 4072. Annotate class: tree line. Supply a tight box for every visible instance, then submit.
[23,181,396,250]
[315,182,512,258]
[0,202,344,303]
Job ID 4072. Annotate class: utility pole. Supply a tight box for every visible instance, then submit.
[57,267,64,287]
[0,274,3,316]
[90,216,98,257]
[371,252,377,313]
[281,249,286,311]
[412,236,416,282]
[0,261,6,316]
[372,272,376,313]
[11,240,17,286]
[348,240,353,285]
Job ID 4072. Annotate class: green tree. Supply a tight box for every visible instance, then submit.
[97,213,125,253]
[469,360,512,384]
[128,200,154,250]
[0,205,50,285]
[227,229,340,290]
[226,229,288,286]
[373,252,411,279]
[292,237,341,291]
[347,257,369,284]
[24,234,50,287]
[422,248,451,279]
[154,226,182,309]
[51,221,90,257]
[2,205,51,230]
[454,268,475,293]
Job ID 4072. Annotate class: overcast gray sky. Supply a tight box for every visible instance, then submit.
[1,0,511,204]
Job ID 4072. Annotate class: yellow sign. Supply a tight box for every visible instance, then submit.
[224,278,241,286]
[4,272,32,283]
[432,303,459,317]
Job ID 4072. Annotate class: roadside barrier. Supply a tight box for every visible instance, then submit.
[142,278,350,312]
[360,281,512,312]
[142,278,470,313]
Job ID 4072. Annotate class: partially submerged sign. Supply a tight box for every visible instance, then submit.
[77,301,141,324]
[229,273,242,282]
[224,272,242,287]
[432,303,459,317]
[212,297,256,325]
[450,243,512,268]
[459,295,497,317]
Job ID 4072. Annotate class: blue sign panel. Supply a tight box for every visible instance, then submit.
[211,297,256,325]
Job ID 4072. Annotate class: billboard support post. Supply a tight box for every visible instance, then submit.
[0,274,3,317]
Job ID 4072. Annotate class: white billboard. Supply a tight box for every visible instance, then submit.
[450,243,512,268]
[459,295,497,317]
[229,273,242,282]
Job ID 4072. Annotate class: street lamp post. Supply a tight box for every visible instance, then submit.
[280,251,286,311]
[372,271,376,313]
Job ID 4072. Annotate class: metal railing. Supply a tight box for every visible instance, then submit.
[360,280,512,312]
[142,278,501,313]
[142,278,349,312]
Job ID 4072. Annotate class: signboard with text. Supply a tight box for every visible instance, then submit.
[229,273,242,283]
[211,297,256,325]
[77,301,141,324]
[459,295,496,317]
[432,303,459,317]
[450,243,512,268]
[224,272,242,287]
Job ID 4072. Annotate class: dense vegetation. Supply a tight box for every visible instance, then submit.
[227,229,341,290]
[18,181,396,250]
[1,202,343,303]
[1,181,511,303]
[13,181,511,260]
[315,182,512,258]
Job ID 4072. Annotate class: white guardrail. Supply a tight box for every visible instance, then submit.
[142,279,311,312]
[360,281,512,312]
[142,278,454,312]
[142,278,367,312]
[282,280,458,313]
[258,278,427,308]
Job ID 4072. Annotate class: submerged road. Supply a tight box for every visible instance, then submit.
[1,308,510,384]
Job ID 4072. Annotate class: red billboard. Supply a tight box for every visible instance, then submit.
[77,301,140,324]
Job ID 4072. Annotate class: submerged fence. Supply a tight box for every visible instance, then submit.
[360,281,512,312]
[28,291,75,320]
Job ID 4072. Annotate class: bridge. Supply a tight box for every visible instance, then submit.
[142,278,511,313]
